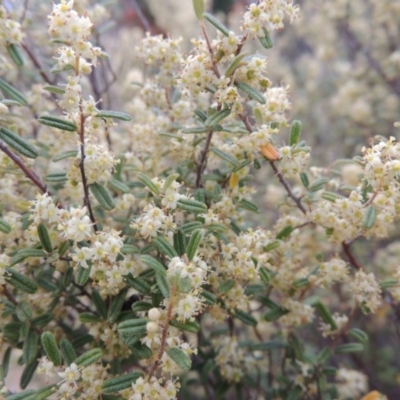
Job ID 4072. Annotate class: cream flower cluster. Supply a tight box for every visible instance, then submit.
[67,137,118,185]
[0,6,23,46]
[242,0,300,38]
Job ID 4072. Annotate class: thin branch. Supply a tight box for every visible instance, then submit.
[77,110,98,232]
[0,139,50,195]
[200,20,221,78]
[195,129,214,188]
[130,0,151,32]
[148,287,176,379]
[342,240,362,270]
[2,286,18,305]
[21,42,54,85]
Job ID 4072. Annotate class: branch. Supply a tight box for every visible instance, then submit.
[195,129,214,188]
[78,108,98,232]
[148,287,176,379]
[0,140,50,195]
[342,240,362,270]
[21,42,54,86]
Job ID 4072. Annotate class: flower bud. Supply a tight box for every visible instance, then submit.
[148,307,161,321]
[260,142,280,161]
[146,321,159,334]
[0,102,9,115]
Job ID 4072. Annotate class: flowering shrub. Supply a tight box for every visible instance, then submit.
[0,0,398,399]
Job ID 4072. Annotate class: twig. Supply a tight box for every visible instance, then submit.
[21,43,53,85]
[200,20,221,78]
[341,240,362,270]
[0,139,50,195]
[269,161,307,214]
[148,287,176,378]
[2,286,18,305]
[195,129,214,188]
[77,108,98,232]
[130,0,151,32]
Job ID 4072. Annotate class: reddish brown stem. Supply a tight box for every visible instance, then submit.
[148,287,176,379]
[0,140,50,195]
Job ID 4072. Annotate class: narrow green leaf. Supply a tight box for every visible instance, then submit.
[137,172,160,195]
[20,360,39,389]
[181,126,208,134]
[210,147,239,166]
[52,150,78,162]
[0,127,38,159]
[203,12,230,36]
[335,343,364,354]
[16,302,33,322]
[43,85,66,95]
[38,115,77,132]
[204,107,231,127]
[192,0,205,20]
[238,199,259,213]
[109,177,130,194]
[89,182,115,211]
[264,241,280,252]
[0,78,28,105]
[118,318,148,337]
[186,229,203,261]
[45,172,67,182]
[179,221,203,234]
[154,236,178,259]
[177,199,207,214]
[130,342,153,360]
[59,339,77,365]
[315,302,337,330]
[225,52,248,77]
[300,172,309,188]
[363,205,377,229]
[5,390,36,400]
[234,309,257,326]
[92,289,107,319]
[5,268,38,294]
[156,272,170,298]
[23,330,38,364]
[235,81,266,104]
[264,307,289,322]
[174,229,186,256]
[125,275,151,294]
[259,267,271,285]
[275,225,293,240]
[37,222,53,252]
[219,279,235,294]
[169,319,200,333]
[79,313,101,323]
[258,27,273,49]
[107,288,129,323]
[75,348,102,366]
[75,264,91,286]
[309,178,329,192]
[121,244,139,254]
[289,120,302,146]
[34,384,57,400]
[102,372,143,394]
[131,301,154,313]
[6,43,24,66]
[41,332,61,366]
[201,289,217,305]
[348,328,368,343]
[167,348,191,370]
[0,218,11,234]
[140,255,166,276]
[96,110,132,121]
